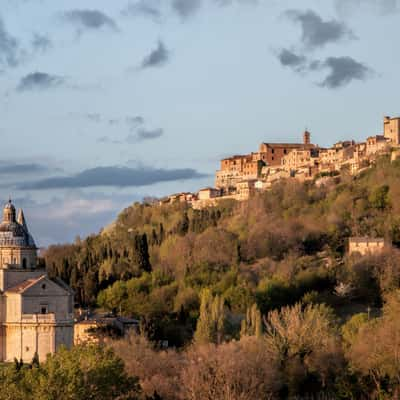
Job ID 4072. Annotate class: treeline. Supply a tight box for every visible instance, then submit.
[43,156,400,347]
[109,289,400,400]
[4,290,400,399]
[44,203,228,306]
[112,289,400,399]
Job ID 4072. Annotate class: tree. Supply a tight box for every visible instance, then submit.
[134,234,152,273]
[181,338,281,400]
[177,212,189,236]
[83,267,99,306]
[341,313,369,348]
[264,303,343,397]
[348,290,400,397]
[240,303,263,338]
[369,184,390,210]
[0,345,141,400]
[111,333,182,400]
[194,289,226,345]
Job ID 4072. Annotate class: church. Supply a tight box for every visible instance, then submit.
[0,200,74,362]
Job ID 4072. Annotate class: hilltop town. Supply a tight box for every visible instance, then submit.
[159,116,400,209]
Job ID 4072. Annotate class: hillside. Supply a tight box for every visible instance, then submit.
[44,155,400,345]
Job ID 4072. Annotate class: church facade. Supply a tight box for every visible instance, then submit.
[0,200,74,362]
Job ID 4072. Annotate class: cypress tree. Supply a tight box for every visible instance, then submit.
[133,233,152,273]
[195,289,226,345]
[240,303,263,338]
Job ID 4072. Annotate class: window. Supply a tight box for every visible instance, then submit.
[284,149,287,154]
[22,258,27,269]
[271,149,275,154]
[41,306,48,314]
[42,284,46,290]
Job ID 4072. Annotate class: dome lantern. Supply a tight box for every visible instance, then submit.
[3,199,16,223]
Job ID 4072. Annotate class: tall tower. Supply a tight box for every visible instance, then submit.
[384,116,400,145]
[303,130,311,145]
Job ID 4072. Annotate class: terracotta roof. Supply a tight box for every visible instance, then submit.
[5,275,46,294]
[199,187,219,192]
[261,143,311,148]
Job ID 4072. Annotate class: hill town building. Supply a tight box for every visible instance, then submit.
[348,237,387,256]
[384,116,400,145]
[161,116,400,210]
[0,200,73,362]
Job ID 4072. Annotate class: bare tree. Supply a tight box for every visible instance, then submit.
[181,338,281,400]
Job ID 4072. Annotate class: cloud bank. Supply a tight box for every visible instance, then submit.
[61,9,118,33]
[277,49,307,72]
[319,56,372,89]
[122,0,162,21]
[17,72,65,92]
[285,9,355,50]
[141,40,169,68]
[172,0,202,19]
[126,128,164,142]
[276,50,372,89]
[17,165,208,190]
[0,16,21,68]
[0,162,51,175]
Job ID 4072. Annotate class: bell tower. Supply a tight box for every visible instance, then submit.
[303,130,311,145]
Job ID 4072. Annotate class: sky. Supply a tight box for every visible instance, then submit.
[1,0,400,246]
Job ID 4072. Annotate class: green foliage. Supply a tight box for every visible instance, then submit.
[265,303,342,397]
[240,303,263,338]
[223,284,255,313]
[0,345,141,400]
[368,184,390,210]
[43,157,400,355]
[194,289,227,345]
[341,313,369,347]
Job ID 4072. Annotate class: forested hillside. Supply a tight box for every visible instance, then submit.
[22,155,400,398]
[43,156,400,343]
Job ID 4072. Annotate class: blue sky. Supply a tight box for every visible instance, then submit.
[1,0,399,245]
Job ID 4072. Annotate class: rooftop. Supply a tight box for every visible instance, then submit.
[349,237,385,243]
[5,275,46,294]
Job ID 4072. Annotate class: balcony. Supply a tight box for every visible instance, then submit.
[20,313,74,324]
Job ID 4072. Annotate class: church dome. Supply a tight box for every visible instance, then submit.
[0,200,36,247]
[4,201,15,210]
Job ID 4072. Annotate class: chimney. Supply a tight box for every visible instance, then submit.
[303,130,311,145]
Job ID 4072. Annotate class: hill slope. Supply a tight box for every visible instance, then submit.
[44,155,400,344]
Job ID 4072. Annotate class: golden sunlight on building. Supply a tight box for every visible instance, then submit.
[0,200,74,362]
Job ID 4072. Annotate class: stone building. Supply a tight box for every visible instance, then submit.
[281,147,320,171]
[384,116,400,145]
[0,200,73,362]
[319,141,355,171]
[215,155,264,189]
[183,115,400,210]
[258,131,315,166]
[348,237,387,256]
[215,131,314,189]
[236,179,257,200]
[366,135,389,155]
[198,187,221,200]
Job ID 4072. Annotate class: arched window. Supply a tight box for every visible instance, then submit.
[22,258,27,269]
